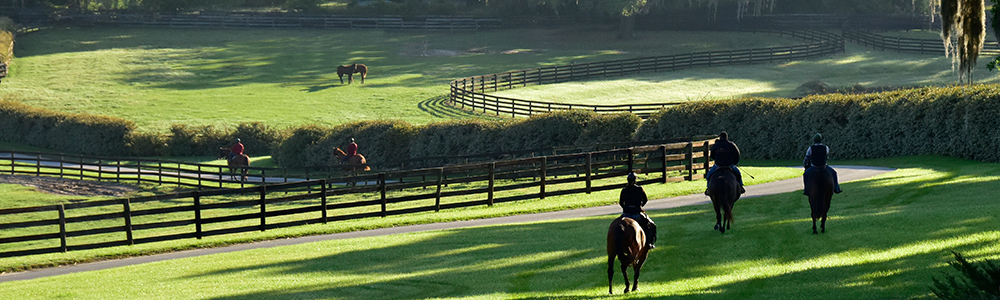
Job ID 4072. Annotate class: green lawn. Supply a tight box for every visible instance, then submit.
[490,43,1000,104]
[0,156,997,299]
[0,27,800,133]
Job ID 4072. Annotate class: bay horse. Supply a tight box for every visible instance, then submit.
[334,147,371,172]
[805,167,836,234]
[707,167,740,234]
[336,63,368,84]
[218,147,249,182]
[607,216,650,294]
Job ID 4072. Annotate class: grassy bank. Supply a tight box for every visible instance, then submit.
[0,156,996,299]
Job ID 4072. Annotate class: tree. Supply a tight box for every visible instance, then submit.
[941,0,986,83]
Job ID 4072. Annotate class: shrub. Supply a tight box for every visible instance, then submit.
[409,119,506,158]
[0,100,135,156]
[931,251,1000,300]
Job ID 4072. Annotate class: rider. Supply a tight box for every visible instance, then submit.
[705,131,745,195]
[619,172,657,249]
[803,133,843,195]
[341,138,358,163]
[229,138,244,161]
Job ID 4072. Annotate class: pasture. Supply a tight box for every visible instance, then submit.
[0,156,997,299]
[0,26,800,133]
[489,43,1000,105]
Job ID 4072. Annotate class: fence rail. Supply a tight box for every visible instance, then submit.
[449,29,844,118]
[844,28,1000,56]
[0,139,714,257]
[60,13,502,31]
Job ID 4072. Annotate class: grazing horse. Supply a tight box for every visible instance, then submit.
[707,167,740,234]
[607,216,650,294]
[805,167,836,234]
[218,147,249,182]
[334,147,371,172]
[336,63,368,84]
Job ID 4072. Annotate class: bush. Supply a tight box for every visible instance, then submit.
[409,119,505,158]
[0,100,135,156]
[636,85,1000,162]
[931,251,1000,300]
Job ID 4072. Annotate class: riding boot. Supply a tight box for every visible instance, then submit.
[736,172,745,194]
[830,166,843,193]
[646,222,657,249]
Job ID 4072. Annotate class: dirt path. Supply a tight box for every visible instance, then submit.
[0,175,138,197]
[0,165,894,283]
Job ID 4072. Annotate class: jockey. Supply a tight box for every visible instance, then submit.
[803,133,843,195]
[341,138,357,163]
[620,172,657,249]
[705,131,744,195]
[229,138,244,161]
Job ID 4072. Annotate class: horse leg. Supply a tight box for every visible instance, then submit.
[620,262,631,294]
[821,215,827,233]
[338,74,344,84]
[348,73,353,84]
[812,217,819,234]
[713,201,722,231]
[607,256,615,294]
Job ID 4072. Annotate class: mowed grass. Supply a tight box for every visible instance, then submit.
[0,27,800,133]
[1,156,998,299]
[491,43,1000,105]
[0,163,800,273]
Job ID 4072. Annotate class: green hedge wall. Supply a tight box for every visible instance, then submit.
[636,85,1000,162]
[0,100,135,156]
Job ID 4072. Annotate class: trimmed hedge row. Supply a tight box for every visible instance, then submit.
[636,85,1000,162]
[0,100,135,156]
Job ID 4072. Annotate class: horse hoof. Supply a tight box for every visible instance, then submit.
[714,224,721,231]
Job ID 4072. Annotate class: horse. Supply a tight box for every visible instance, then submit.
[607,216,650,294]
[336,63,368,84]
[334,147,371,172]
[805,166,836,234]
[707,166,740,234]
[218,147,249,182]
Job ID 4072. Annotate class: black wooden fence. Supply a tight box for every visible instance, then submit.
[61,13,502,31]
[844,28,1000,55]
[0,139,714,257]
[449,29,844,118]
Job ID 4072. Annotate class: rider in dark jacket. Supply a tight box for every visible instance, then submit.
[803,133,843,194]
[705,132,744,195]
[620,172,657,249]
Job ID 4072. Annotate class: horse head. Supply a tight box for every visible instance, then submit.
[218,147,231,159]
[333,147,346,158]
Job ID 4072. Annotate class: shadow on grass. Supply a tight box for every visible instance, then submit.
[180,157,999,300]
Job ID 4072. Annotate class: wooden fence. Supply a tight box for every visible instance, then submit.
[844,28,1000,56]
[0,139,714,257]
[449,29,844,119]
[64,13,502,31]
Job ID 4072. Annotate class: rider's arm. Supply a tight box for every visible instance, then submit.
[803,147,813,168]
[732,143,741,166]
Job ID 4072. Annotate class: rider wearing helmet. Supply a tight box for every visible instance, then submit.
[803,133,843,194]
[620,172,657,249]
[229,138,244,161]
[705,132,745,195]
[341,138,358,163]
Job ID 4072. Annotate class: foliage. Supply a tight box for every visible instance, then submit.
[931,251,1000,300]
[0,99,135,156]
[941,0,986,83]
[636,85,1000,162]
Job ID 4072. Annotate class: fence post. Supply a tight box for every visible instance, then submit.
[586,152,592,194]
[59,156,64,178]
[627,148,634,172]
[435,168,444,212]
[158,161,163,185]
[379,173,387,217]
[685,142,694,181]
[488,162,495,206]
[259,186,266,232]
[136,161,142,185]
[8,152,13,175]
[57,204,68,252]
[123,198,133,245]
[219,167,224,188]
[116,160,121,182]
[661,145,668,184]
[703,141,711,174]
[80,156,84,180]
[539,157,547,199]
[194,191,202,239]
[35,154,40,176]
[197,165,202,187]
[321,179,328,224]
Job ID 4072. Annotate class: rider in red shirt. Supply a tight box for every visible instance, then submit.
[229,138,244,160]
[342,138,357,163]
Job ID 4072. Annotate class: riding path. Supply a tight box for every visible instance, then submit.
[0,165,894,283]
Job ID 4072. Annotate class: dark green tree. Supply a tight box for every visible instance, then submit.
[931,251,1000,300]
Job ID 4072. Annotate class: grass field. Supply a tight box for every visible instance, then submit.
[490,43,1000,105]
[0,26,800,133]
[0,156,997,299]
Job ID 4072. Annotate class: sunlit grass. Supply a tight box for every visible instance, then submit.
[0,156,998,299]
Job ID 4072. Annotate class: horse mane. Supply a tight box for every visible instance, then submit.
[334,147,346,155]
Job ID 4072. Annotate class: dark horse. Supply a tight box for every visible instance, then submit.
[707,167,740,234]
[336,63,367,84]
[805,167,836,234]
[607,216,650,294]
[218,147,249,182]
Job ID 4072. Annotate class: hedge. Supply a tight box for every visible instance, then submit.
[0,100,135,156]
[636,85,1000,162]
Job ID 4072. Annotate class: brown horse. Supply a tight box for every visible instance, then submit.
[707,167,740,234]
[334,147,371,171]
[336,63,368,84]
[607,216,650,294]
[805,166,836,234]
[218,147,249,182]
